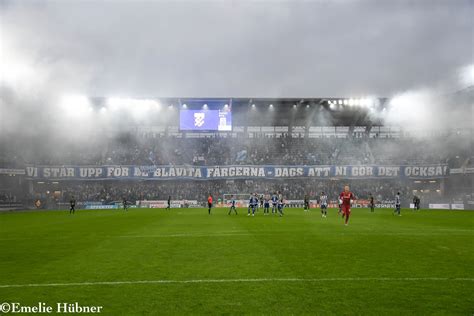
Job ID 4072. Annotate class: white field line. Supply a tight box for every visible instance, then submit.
[0,277,473,289]
[115,232,253,238]
[114,231,474,238]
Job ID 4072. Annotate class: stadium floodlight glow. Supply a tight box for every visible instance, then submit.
[131,99,161,119]
[338,100,343,105]
[140,99,159,110]
[269,104,273,108]
[224,104,229,108]
[61,94,89,108]
[182,104,187,109]
[203,104,208,109]
[99,107,107,113]
[354,99,360,106]
[293,104,297,109]
[106,97,158,110]
[152,100,161,110]
[106,97,121,111]
[306,104,310,108]
[107,98,132,111]
[251,104,256,108]
[1,62,35,86]
[362,98,373,107]
[343,99,348,105]
[348,99,354,106]
[60,94,92,117]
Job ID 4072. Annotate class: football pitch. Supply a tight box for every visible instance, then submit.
[0,207,473,315]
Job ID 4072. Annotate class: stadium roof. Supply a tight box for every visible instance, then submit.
[91,97,389,127]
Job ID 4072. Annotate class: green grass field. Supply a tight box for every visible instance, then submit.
[0,207,473,315]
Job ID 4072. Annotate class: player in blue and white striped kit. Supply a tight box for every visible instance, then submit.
[277,196,285,216]
[271,192,278,214]
[228,195,237,215]
[394,192,401,216]
[248,193,258,216]
[320,192,328,217]
[263,193,270,215]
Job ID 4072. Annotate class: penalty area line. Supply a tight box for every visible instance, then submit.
[0,277,473,288]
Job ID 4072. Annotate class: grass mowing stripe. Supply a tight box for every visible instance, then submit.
[1,277,473,288]
[1,230,472,241]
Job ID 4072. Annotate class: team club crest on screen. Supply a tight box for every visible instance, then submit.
[194,112,205,127]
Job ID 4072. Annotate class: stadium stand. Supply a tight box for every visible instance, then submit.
[0,93,472,210]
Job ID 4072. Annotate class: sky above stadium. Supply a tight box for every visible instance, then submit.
[1,0,473,98]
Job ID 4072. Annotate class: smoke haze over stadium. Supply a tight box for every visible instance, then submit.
[1,0,473,141]
[1,0,473,96]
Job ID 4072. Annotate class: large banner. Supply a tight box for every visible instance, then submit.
[24,164,449,180]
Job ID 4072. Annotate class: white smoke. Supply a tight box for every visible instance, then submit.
[384,89,437,128]
[376,63,474,133]
[459,64,474,88]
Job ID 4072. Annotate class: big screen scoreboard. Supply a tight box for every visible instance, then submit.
[179,100,232,131]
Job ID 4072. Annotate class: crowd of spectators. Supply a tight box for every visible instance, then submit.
[3,131,471,208]
[1,132,470,168]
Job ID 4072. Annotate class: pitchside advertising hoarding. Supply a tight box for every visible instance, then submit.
[82,201,199,209]
[80,200,467,210]
[23,164,449,180]
[82,199,395,209]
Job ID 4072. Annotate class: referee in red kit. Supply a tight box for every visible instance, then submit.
[207,194,213,215]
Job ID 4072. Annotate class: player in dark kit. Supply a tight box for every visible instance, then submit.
[166,196,171,210]
[207,194,213,215]
[69,196,76,214]
[303,194,310,211]
[369,193,375,212]
[123,197,128,211]
[339,185,355,226]
[413,195,420,211]
[228,195,237,215]
[248,193,258,216]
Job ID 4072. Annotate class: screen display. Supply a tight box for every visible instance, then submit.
[179,109,232,131]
